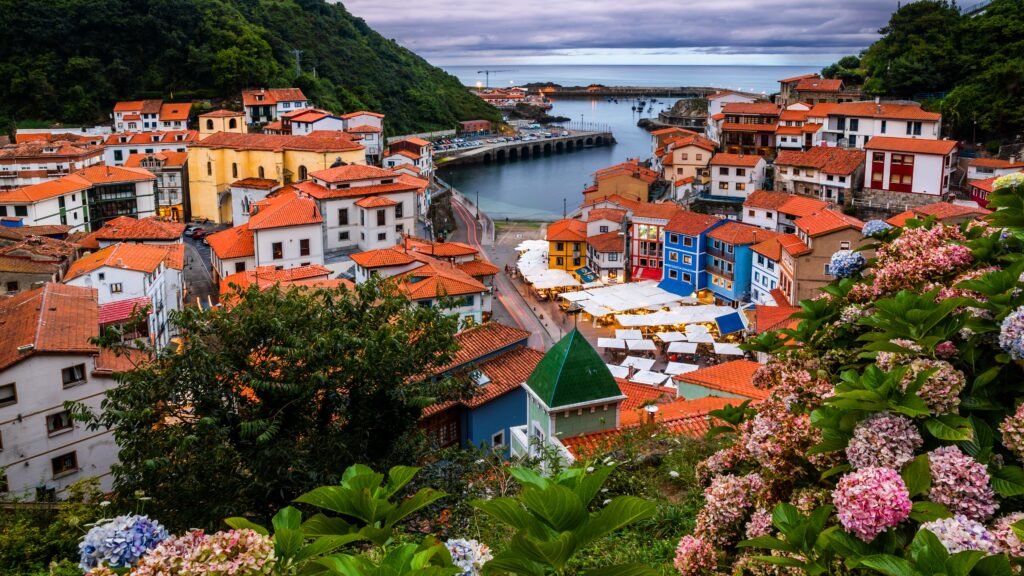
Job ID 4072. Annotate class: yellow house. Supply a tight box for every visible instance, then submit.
[187,132,365,223]
[585,160,660,204]
[659,134,717,184]
[547,218,588,278]
[198,110,247,139]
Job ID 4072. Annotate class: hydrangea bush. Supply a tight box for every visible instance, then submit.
[674,176,1024,574]
[79,515,168,572]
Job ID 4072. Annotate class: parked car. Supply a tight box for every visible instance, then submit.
[184,225,198,236]
[190,229,207,239]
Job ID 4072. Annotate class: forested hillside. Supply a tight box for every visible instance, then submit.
[822,0,1024,146]
[0,0,500,134]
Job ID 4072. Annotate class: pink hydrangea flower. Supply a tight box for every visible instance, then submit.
[674,535,717,576]
[130,529,275,576]
[928,446,998,522]
[695,473,765,545]
[990,512,1024,557]
[833,467,912,542]
[901,359,966,415]
[846,413,922,470]
[870,225,974,297]
[920,515,999,554]
[745,508,774,539]
[1000,403,1024,459]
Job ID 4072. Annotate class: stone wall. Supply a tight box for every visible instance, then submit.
[853,187,944,219]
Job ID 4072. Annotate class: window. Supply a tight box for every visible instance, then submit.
[396,223,404,233]
[726,244,734,254]
[683,236,693,247]
[113,150,123,162]
[257,166,265,179]
[5,281,17,293]
[840,241,851,250]
[719,167,728,175]
[98,272,105,281]
[0,383,15,407]
[683,255,693,265]
[52,451,78,477]
[46,411,74,435]
[299,239,310,257]
[232,163,238,179]
[556,242,564,251]
[491,430,505,449]
[681,153,688,160]
[339,231,350,241]
[338,208,349,225]
[719,182,729,190]
[229,118,238,130]
[735,182,746,191]
[206,119,215,130]
[207,162,212,176]
[907,122,922,136]
[62,364,86,387]
[599,225,609,233]
[298,165,308,180]
[668,251,679,262]
[824,263,832,275]
[683,272,692,283]
[668,269,678,279]
[826,175,834,181]
[556,257,564,266]
[376,209,386,226]
[272,242,283,259]
[395,202,404,219]
[880,120,887,134]
[736,168,746,177]
[608,253,619,262]
[14,206,27,217]
[377,232,387,241]
[849,119,859,132]
[109,283,123,294]
[696,154,703,161]
[234,262,246,273]
[872,171,883,184]
[792,169,800,176]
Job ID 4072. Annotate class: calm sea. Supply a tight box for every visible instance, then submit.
[437,65,819,221]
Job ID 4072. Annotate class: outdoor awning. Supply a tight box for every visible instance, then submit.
[631,371,670,386]
[685,324,715,343]
[715,311,747,335]
[713,342,746,356]
[615,329,643,340]
[656,331,686,342]
[575,266,599,284]
[560,291,591,302]
[665,362,700,375]
[597,338,626,349]
[606,364,630,378]
[621,356,656,371]
[625,339,656,351]
[583,303,615,317]
[667,342,698,354]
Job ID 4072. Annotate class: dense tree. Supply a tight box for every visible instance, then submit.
[0,0,500,134]
[75,279,474,531]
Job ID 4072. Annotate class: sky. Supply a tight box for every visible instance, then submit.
[341,0,903,67]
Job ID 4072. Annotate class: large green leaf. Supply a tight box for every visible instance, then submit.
[224,516,269,536]
[924,415,974,441]
[509,467,550,490]
[301,513,355,537]
[990,465,1024,497]
[580,564,660,576]
[387,488,447,527]
[508,532,577,570]
[481,554,546,576]
[945,550,985,576]
[971,554,1014,576]
[293,534,365,562]
[909,501,952,523]
[908,528,948,574]
[471,498,548,536]
[384,466,421,499]
[520,485,588,532]
[572,466,615,506]
[901,454,931,497]
[273,506,302,531]
[575,496,656,546]
[858,554,921,576]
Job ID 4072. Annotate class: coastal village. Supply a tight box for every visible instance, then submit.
[0,70,1018,504]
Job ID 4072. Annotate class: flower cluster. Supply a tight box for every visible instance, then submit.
[928,446,998,522]
[129,529,275,576]
[1000,403,1024,459]
[695,473,764,545]
[994,172,1024,190]
[79,515,169,571]
[901,359,967,415]
[862,219,894,237]
[920,516,1000,554]
[870,225,974,296]
[990,512,1024,557]
[445,539,493,576]
[674,535,717,576]
[845,413,922,470]
[832,467,912,542]
[999,305,1024,361]
[829,250,866,279]
[876,338,923,371]
[745,508,774,539]
[742,400,819,474]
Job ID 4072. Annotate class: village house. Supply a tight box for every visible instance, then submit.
[968,172,1023,208]
[75,216,185,251]
[228,178,282,227]
[546,218,588,280]
[0,139,105,191]
[583,160,660,204]
[710,102,781,158]
[420,322,543,457]
[350,237,497,286]
[774,146,865,204]
[774,104,821,151]
[708,154,766,201]
[706,91,756,120]
[776,73,820,107]
[101,131,198,166]
[791,77,862,105]
[186,131,366,223]
[863,136,958,209]
[0,283,138,500]
[241,88,310,125]
[749,234,809,305]
[672,359,768,402]
[585,208,627,284]
[778,209,865,305]
[885,202,992,227]
[384,137,433,179]
[656,133,716,184]
[741,190,828,234]
[112,100,191,132]
[806,101,942,149]
[0,234,77,294]
[459,120,492,135]
[218,264,350,300]
[124,152,190,222]
[660,211,725,299]
[966,157,1024,181]
[0,165,158,233]
[629,202,684,282]
[64,242,184,348]
[705,221,779,305]
[650,127,697,168]
[197,110,247,139]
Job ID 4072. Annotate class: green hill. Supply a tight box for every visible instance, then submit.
[0,0,500,135]
[821,0,1024,147]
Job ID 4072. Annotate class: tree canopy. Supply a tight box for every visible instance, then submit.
[0,0,500,134]
[77,279,472,531]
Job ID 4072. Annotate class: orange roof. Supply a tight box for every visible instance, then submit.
[351,247,418,268]
[969,158,1024,169]
[969,176,1000,194]
[397,137,430,147]
[465,346,544,408]
[775,146,865,175]
[0,254,60,274]
[745,191,828,217]
[0,283,99,371]
[754,303,801,334]
[0,174,91,203]
[457,259,501,277]
[722,102,781,115]
[750,236,782,260]
[722,122,778,133]
[311,164,401,183]
[617,381,738,427]
[743,190,791,210]
[66,243,182,281]
[355,196,399,208]
[587,231,624,253]
[587,208,626,223]
[76,164,155,185]
[778,233,811,256]
[663,133,717,153]
[665,211,721,235]
[709,153,764,167]
[98,296,151,325]
[207,225,255,259]
[340,111,385,119]
[795,78,843,92]
[581,194,642,211]
[231,178,279,190]
[775,125,804,136]
[795,209,864,237]
[102,131,199,146]
[403,237,479,258]
[123,151,189,168]
[387,149,421,160]
[242,88,307,106]
[89,216,185,241]
[247,189,322,230]
[547,219,587,242]
[159,103,191,122]
[811,101,941,121]
[294,177,426,201]
[674,359,768,400]
[594,161,660,184]
[199,109,244,118]
[219,264,334,295]
[194,131,363,153]
[779,109,810,122]
[400,261,486,300]
[114,100,146,112]
[865,136,958,156]
[632,201,683,221]
[779,73,819,84]
[346,124,382,133]
[650,127,694,136]
[886,202,992,227]
[708,221,778,246]
[435,322,532,375]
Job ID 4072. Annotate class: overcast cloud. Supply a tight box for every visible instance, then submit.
[340,0,901,66]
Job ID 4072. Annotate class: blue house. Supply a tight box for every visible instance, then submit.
[705,221,779,305]
[419,322,543,459]
[660,211,726,298]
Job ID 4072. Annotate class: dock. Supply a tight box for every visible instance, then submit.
[435,129,615,167]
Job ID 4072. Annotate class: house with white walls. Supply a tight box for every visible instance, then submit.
[863,136,959,209]
[242,88,310,125]
[708,154,766,201]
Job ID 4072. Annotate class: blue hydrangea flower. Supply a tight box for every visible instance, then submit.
[1000,306,1024,361]
[830,250,866,279]
[79,514,168,571]
[862,219,893,237]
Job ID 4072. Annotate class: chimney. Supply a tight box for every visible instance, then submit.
[875,97,881,114]
[116,258,125,268]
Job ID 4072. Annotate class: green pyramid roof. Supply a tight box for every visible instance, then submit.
[525,329,623,409]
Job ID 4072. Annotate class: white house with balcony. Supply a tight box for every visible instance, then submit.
[806,101,942,149]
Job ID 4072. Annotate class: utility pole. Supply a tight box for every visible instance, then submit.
[292,49,303,78]
[475,189,480,220]
[563,198,567,218]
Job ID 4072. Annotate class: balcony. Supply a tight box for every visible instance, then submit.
[707,262,735,280]
[706,246,734,261]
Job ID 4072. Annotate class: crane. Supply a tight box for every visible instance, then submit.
[476,69,518,89]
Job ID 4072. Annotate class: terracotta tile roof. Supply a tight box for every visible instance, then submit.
[397,137,430,147]
[286,108,332,123]
[547,219,588,242]
[242,88,307,106]
[708,221,779,246]
[594,160,660,184]
[710,113,726,121]
[247,189,322,230]
[581,194,642,211]
[159,103,191,122]
[865,136,958,156]
[75,164,155,184]
[114,100,146,112]
[123,151,189,168]
[587,230,624,253]
[708,90,745,100]
[722,122,778,133]
[199,109,244,118]
[94,347,149,374]
[207,225,255,259]
[0,283,98,371]
[886,202,992,227]
[403,237,479,258]
[665,211,721,235]
[0,254,59,274]
[346,124,382,133]
[194,131,363,153]
[219,264,333,295]
[355,196,399,208]
[675,177,695,186]
[387,149,421,160]
[969,176,1000,194]
[90,216,185,242]
[802,123,823,133]
[779,109,810,122]
[969,158,1024,169]
[750,236,782,260]
[66,243,182,281]
[263,120,285,132]
[457,259,500,277]
[434,322,532,375]
[709,153,764,167]
[466,346,545,408]
[812,101,941,121]
[778,233,811,256]
[0,224,72,240]
[775,125,804,136]
[340,111,385,119]
[102,131,199,146]
[663,134,717,153]
[674,359,768,400]
[231,178,279,190]
[780,196,829,218]
[779,73,819,84]
[350,247,418,268]
[618,381,738,427]
[587,208,627,223]
[722,102,781,115]
[310,164,402,183]
[754,301,800,334]
[98,296,151,325]
[0,175,91,203]
[795,209,864,237]
[795,78,843,92]
[775,146,865,175]
[743,190,791,210]
[632,202,684,221]
[650,127,694,136]
[0,236,77,263]
[0,139,104,160]
[13,133,103,145]
[400,260,487,300]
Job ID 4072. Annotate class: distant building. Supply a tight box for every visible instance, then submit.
[0,139,105,190]
[705,221,779,305]
[546,219,588,280]
[113,100,191,132]
[0,234,77,294]
[198,110,246,139]
[655,133,716,185]
[775,104,820,151]
[385,137,433,178]
[966,157,1024,181]
[459,120,492,134]
[711,102,781,158]
[791,77,862,106]
[241,88,309,125]
[708,154,767,201]
[660,211,725,298]
[741,190,828,234]
[806,101,942,150]
[886,202,992,227]
[124,152,190,221]
[583,160,660,204]
[776,73,820,107]
[101,131,197,166]
[774,146,865,204]
[706,91,756,120]
[585,208,627,284]
[862,136,958,209]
